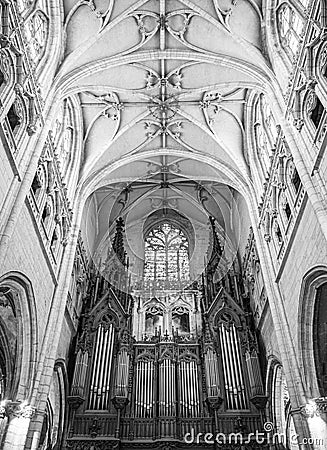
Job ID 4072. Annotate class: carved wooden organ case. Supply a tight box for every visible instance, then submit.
[66,218,268,449]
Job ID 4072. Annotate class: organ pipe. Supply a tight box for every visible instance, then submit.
[232,324,247,408]
[219,324,247,410]
[88,323,114,410]
[204,348,220,398]
[134,359,154,418]
[229,325,241,408]
[178,359,199,417]
[224,325,239,408]
[245,350,264,398]
[115,348,129,397]
[71,349,89,397]
[220,326,234,409]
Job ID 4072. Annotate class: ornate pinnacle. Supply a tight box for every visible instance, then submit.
[112,217,127,266]
[209,216,223,257]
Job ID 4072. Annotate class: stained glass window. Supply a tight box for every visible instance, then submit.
[144,223,190,288]
[277,4,304,59]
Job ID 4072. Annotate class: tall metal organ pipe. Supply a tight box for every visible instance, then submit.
[134,359,154,418]
[71,349,89,397]
[115,348,129,397]
[178,359,200,417]
[245,349,264,398]
[159,358,176,416]
[88,323,114,410]
[219,324,247,410]
[204,347,220,398]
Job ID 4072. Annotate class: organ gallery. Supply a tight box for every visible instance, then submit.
[67,215,268,448]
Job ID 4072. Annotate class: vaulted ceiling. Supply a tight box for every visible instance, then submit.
[56,0,273,258]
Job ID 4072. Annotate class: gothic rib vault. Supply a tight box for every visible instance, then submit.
[52,0,279,262]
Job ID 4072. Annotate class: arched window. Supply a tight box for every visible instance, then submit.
[172,306,190,334]
[313,282,327,395]
[277,3,304,60]
[144,222,190,289]
[270,363,300,449]
[271,365,289,433]
[0,288,18,402]
[145,304,164,335]
[52,99,75,179]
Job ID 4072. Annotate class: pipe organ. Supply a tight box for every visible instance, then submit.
[67,218,268,449]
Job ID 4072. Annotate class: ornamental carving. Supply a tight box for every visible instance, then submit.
[5,402,35,419]
[319,44,327,72]
[0,50,11,84]
[304,89,318,114]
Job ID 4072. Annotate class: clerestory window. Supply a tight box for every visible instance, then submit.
[277,3,304,60]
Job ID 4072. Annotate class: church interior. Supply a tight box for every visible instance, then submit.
[0,0,327,449]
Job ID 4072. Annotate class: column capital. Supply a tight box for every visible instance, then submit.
[5,401,36,419]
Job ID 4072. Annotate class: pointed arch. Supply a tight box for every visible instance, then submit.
[0,271,38,401]
[298,265,327,398]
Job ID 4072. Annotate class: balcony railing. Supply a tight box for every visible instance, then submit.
[69,414,262,441]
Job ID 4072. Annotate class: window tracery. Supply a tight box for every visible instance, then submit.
[145,305,164,335]
[301,88,326,137]
[253,94,278,180]
[16,0,34,14]
[24,10,48,67]
[52,99,75,179]
[172,306,190,334]
[144,222,190,289]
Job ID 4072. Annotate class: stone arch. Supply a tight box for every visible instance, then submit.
[0,272,38,401]
[38,359,67,450]
[265,356,299,448]
[266,357,288,429]
[298,265,327,398]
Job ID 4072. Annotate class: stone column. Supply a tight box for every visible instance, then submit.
[2,402,35,450]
